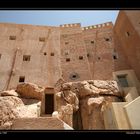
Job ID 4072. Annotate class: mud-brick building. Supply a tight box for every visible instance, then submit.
[0,10,140,130]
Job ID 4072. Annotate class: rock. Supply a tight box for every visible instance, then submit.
[0,96,24,129]
[87,97,105,107]
[0,90,19,97]
[87,97,106,129]
[62,90,79,112]
[16,82,44,100]
[55,80,122,130]
[0,95,40,129]
[54,78,66,92]
[55,84,79,112]
[58,104,73,127]
[52,111,59,118]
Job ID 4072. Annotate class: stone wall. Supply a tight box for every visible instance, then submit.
[114,11,140,81]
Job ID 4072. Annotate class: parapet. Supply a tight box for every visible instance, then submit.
[82,22,113,31]
[60,23,81,28]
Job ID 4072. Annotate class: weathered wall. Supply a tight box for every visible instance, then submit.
[1,11,140,92]
[60,23,92,82]
[114,11,140,81]
[0,23,62,91]
[83,22,115,80]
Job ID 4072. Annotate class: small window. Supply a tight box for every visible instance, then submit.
[69,73,80,80]
[65,42,69,45]
[39,37,45,42]
[65,52,69,55]
[91,41,94,44]
[9,36,16,40]
[23,55,31,61]
[113,50,118,60]
[117,75,129,87]
[105,38,110,41]
[98,57,101,60]
[79,56,83,60]
[19,76,25,83]
[126,32,130,37]
[50,52,54,56]
[72,75,76,78]
[113,55,117,59]
[44,52,47,56]
[0,54,1,59]
[66,58,70,62]
[87,53,90,57]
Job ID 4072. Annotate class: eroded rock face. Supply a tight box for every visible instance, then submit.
[0,90,19,97]
[55,80,123,130]
[58,104,73,127]
[87,97,105,129]
[16,83,44,100]
[0,89,40,129]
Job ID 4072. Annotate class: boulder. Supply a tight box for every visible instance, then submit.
[0,95,40,129]
[16,82,44,100]
[0,90,19,97]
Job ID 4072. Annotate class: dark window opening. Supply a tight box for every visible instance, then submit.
[105,38,110,41]
[69,73,80,80]
[72,75,76,78]
[65,52,69,55]
[87,53,90,57]
[113,55,117,59]
[19,76,25,83]
[126,32,130,37]
[79,56,83,60]
[117,75,129,87]
[39,37,45,42]
[9,36,16,40]
[113,54,118,60]
[66,58,70,62]
[44,52,47,56]
[65,42,69,45]
[23,55,30,61]
[45,94,54,114]
[0,54,1,59]
[50,52,54,56]
[91,41,94,44]
[98,57,101,60]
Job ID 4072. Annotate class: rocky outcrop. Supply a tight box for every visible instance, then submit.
[16,82,44,100]
[0,80,123,130]
[0,85,41,130]
[0,90,19,97]
[55,80,123,129]
[87,97,105,129]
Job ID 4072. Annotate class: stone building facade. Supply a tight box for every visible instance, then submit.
[1,11,140,93]
[0,10,140,130]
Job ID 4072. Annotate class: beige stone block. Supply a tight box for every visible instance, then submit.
[124,96,140,129]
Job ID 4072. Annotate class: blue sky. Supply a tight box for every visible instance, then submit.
[0,10,119,27]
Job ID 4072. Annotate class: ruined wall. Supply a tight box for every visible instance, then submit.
[82,22,115,80]
[0,23,62,91]
[114,11,140,81]
[60,23,92,82]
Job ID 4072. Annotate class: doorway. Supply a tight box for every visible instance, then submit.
[45,94,54,114]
